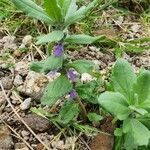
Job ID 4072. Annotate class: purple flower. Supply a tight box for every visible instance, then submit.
[47,70,58,77]
[67,69,78,82]
[53,43,63,57]
[69,90,77,99]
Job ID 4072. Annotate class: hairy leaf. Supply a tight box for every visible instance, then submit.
[134,70,150,105]
[87,113,103,122]
[30,55,63,73]
[57,0,72,17]
[65,0,78,20]
[123,119,150,147]
[59,100,79,124]
[41,75,73,106]
[65,0,99,26]
[44,0,62,22]
[36,30,64,45]
[65,34,103,44]
[98,91,130,120]
[67,59,96,74]
[76,80,100,104]
[111,59,137,104]
[12,0,54,24]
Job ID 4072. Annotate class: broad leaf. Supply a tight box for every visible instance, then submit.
[12,0,54,25]
[87,113,103,122]
[65,34,103,44]
[76,80,100,104]
[111,59,137,104]
[36,30,64,45]
[44,0,62,22]
[59,100,79,124]
[98,91,130,120]
[41,75,73,106]
[134,70,150,104]
[123,119,150,147]
[30,55,63,73]
[67,59,96,74]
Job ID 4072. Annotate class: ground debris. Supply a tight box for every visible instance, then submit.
[23,114,51,132]
[0,124,14,149]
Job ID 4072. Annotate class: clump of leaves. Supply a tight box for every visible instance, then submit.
[98,59,150,149]
[12,0,103,127]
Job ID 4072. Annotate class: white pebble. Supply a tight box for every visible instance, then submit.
[81,73,93,83]
[20,98,31,110]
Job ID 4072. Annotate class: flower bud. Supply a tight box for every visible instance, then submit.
[53,43,63,57]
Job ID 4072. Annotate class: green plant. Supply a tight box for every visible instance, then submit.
[12,0,104,127]
[98,59,150,149]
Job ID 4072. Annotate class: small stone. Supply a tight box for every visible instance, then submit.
[22,35,32,46]
[81,73,94,83]
[1,36,17,50]
[15,61,30,76]
[15,143,29,150]
[116,16,124,25]
[1,76,13,90]
[21,130,30,137]
[20,98,31,110]
[0,124,14,149]
[131,24,140,33]
[18,71,49,100]
[23,114,51,132]
[51,140,65,149]
[14,75,23,86]
[13,49,22,57]
[24,136,30,141]
[92,60,101,66]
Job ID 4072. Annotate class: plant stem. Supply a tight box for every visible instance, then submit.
[76,96,87,120]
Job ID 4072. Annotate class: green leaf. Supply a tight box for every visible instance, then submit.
[31,107,55,119]
[12,0,54,25]
[30,55,63,73]
[57,0,72,17]
[65,34,103,44]
[59,100,79,124]
[123,119,150,147]
[114,128,123,136]
[75,80,100,104]
[67,59,96,74]
[134,70,150,104]
[36,30,64,45]
[137,114,150,129]
[111,59,137,104]
[65,0,99,26]
[87,113,103,122]
[41,75,73,106]
[65,0,78,20]
[129,105,148,115]
[98,91,130,120]
[44,0,62,22]
[73,123,99,136]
